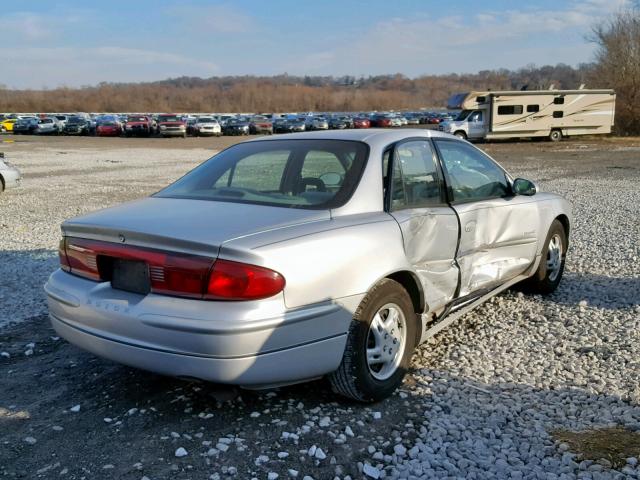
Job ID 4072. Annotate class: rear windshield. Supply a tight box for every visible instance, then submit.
[156,139,369,209]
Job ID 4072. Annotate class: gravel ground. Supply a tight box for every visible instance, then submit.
[1,135,639,479]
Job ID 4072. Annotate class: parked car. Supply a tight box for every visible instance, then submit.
[192,117,222,137]
[64,116,91,135]
[96,121,122,137]
[273,118,290,134]
[36,117,62,135]
[13,117,39,134]
[45,129,571,402]
[287,118,306,132]
[249,116,273,135]
[369,114,393,128]
[306,117,329,131]
[53,115,69,129]
[0,152,21,193]
[124,115,153,137]
[353,117,371,129]
[404,114,420,125]
[223,118,251,136]
[0,118,16,133]
[157,114,187,138]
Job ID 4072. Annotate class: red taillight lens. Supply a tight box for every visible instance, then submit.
[206,260,285,301]
[59,237,285,301]
[58,238,71,272]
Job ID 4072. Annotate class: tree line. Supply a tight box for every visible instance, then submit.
[0,64,592,115]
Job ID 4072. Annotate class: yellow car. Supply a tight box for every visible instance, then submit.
[1,119,16,133]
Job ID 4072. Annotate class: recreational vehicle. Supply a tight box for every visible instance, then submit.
[440,89,615,141]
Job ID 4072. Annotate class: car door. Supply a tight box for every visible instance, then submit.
[386,139,459,312]
[433,138,540,297]
[467,111,486,139]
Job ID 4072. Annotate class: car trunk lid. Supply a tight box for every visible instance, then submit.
[61,197,329,257]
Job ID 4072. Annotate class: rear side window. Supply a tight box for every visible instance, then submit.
[554,97,565,105]
[527,105,540,113]
[157,140,368,209]
[389,140,443,209]
[553,111,564,118]
[497,105,523,115]
[435,139,509,202]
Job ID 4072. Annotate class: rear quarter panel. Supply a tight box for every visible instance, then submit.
[219,213,413,310]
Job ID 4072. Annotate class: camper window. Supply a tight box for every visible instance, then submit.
[475,96,486,103]
[554,97,565,105]
[497,105,523,115]
[527,105,540,113]
[553,111,564,118]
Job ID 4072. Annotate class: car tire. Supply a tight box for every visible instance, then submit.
[549,129,562,142]
[453,131,467,140]
[329,279,417,402]
[520,219,567,294]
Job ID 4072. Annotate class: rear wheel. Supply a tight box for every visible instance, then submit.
[549,129,562,142]
[521,219,567,294]
[329,279,417,402]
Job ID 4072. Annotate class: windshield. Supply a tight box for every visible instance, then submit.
[67,117,85,124]
[127,116,147,122]
[455,110,473,121]
[198,117,215,123]
[159,115,181,122]
[156,139,368,209]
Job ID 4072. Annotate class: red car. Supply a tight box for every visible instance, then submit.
[369,115,393,128]
[96,121,122,137]
[157,113,187,138]
[353,117,371,129]
[124,115,153,137]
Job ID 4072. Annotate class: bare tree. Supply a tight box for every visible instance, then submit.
[590,5,640,134]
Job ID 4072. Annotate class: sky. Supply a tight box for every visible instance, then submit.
[0,0,630,89]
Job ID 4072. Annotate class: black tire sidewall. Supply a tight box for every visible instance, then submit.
[534,220,567,291]
[348,280,417,401]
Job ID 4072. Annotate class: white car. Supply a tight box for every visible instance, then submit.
[193,117,222,137]
[36,117,62,135]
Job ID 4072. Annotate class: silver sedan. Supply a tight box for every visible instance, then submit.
[45,129,571,401]
[0,153,21,193]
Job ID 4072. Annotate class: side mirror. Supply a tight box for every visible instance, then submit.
[512,178,537,196]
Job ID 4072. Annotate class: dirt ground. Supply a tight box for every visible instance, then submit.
[1,133,639,479]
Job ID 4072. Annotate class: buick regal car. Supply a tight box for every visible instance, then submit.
[45,130,571,402]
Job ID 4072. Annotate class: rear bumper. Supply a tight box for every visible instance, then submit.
[45,269,352,387]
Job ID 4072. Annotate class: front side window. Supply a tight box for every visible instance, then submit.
[156,140,368,209]
[468,111,483,122]
[435,140,510,202]
[527,104,540,113]
[390,140,442,209]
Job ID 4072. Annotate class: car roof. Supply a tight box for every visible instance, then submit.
[247,128,454,145]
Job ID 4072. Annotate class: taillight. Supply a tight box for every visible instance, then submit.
[58,238,70,272]
[59,237,285,301]
[205,260,285,301]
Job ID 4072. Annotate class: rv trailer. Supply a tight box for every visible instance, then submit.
[440,88,615,141]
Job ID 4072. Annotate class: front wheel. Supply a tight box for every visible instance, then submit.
[521,219,567,294]
[329,279,417,402]
[453,130,467,140]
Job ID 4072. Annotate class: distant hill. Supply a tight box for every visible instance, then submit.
[0,63,596,113]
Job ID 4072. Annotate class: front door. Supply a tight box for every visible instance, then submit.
[467,110,485,139]
[433,138,540,297]
[387,139,459,312]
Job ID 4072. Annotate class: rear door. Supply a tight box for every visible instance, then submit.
[433,138,540,297]
[387,139,459,312]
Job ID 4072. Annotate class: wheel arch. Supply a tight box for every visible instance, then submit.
[385,270,426,314]
[555,213,570,246]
